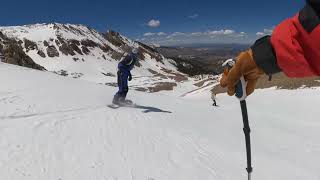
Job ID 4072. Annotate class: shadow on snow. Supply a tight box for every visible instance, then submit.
[133,104,172,114]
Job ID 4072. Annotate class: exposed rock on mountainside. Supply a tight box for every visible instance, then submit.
[0,32,45,70]
[47,45,60,57]
[0,23,187,92]
[103,30,125,48]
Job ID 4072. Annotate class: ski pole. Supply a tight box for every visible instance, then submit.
[222,59,253,180]
[239,97,253,180]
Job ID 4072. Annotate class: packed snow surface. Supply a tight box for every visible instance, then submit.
[0,62,319,180]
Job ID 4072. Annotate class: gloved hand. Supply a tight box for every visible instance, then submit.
[220,49,264,96]
[128,73,132,81]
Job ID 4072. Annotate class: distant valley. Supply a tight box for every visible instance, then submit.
[156,44,249,75]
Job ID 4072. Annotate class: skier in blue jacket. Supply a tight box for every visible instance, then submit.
[112,48,139,105]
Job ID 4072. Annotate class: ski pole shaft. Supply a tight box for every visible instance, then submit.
[222,59,253,179]
[240,100,252,180]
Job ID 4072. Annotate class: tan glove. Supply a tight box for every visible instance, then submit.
[220,49,264,96]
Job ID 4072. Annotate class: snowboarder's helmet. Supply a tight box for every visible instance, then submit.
[132,48,139,54]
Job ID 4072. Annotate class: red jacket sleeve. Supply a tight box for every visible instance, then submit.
[271,15,316,77]
[251,2,320,77]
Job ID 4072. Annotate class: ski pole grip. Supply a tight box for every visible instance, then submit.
[235,76,247,101]
[222,59,247,101]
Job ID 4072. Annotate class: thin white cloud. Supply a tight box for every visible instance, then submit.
[157,32,167,36]
[256,32,266,36]
[172,32,185,36]
[256,28,274,37]
[143,32,167,37]
[147,19,161,28]
[235,32,248,38]
[263,28,274,34]
[144,29,240,40]
[207,29,235,36]
[188,14,199,19]
[166,32,185,38]
[224,30,235,35]
[191,32,203,36]
[144,32,156,36]
[140,29,251,45]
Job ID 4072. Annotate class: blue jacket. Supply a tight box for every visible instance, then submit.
[118,53,138,72]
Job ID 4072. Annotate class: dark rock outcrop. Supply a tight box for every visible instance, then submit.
[59,43,75,56]
[43,40,49,47]
[81,39,98,48]
[24,39,38,52]
[37,50,46,58]
[103,30,125,47]
[69,41,83,55]
[81,46,90,55]
[47,45,59,57]
[0,34,45,70]
[137,42,163,62]
[111,51,124,60]
[99,44,112,53]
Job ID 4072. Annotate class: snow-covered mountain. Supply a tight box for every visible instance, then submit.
[0,23,187,92]
[1,61,319,180]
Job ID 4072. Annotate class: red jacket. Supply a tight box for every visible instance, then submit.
[251,0,320,77]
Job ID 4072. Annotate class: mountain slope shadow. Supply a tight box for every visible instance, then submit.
[133,104,172,114]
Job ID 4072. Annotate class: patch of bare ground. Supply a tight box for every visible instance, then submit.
[193,76,219,87]
[101,72,116,77]
[134,87,149,92]
[147,82,177,92]
[133,82,177,93]
[147,69,168,79]
[105,83,118,87]
[161,68,188,82]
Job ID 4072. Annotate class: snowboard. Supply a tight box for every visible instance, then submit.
[107,100,136,109]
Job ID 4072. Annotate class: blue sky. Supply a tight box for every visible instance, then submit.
[0,0,304,45]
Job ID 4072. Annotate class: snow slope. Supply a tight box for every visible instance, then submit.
[0,62,320,180]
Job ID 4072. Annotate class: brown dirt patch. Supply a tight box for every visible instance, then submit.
[161,68,188,82]
[147,82,177,92]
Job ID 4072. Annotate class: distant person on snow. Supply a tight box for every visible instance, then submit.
[113,48,139,105]
[211,93,217,107]
[220,0,320,96]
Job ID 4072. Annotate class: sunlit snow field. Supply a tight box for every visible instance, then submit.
[0,63,319,180]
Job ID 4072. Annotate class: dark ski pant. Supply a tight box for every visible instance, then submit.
[212,100,217,106]
[114,70,129,101]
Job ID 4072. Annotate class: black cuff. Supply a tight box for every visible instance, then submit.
[300,3,320,33]
[251,36,281,75]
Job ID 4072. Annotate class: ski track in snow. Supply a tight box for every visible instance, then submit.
[0,63,320,180]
